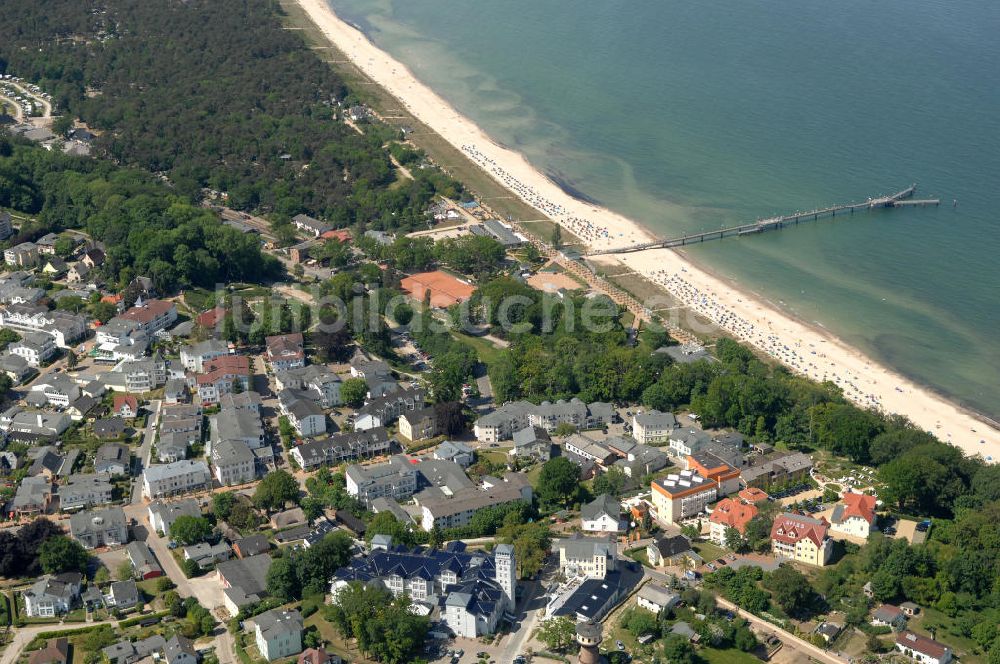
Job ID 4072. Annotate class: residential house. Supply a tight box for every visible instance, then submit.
[344,455,420,505]
[113,394,139,418]
[354,386,425,431]
[93,418,126,440]
[581,494,624,533]
[164,636,198,664]
[217,554,273,616]
[233,535,271,559]
[509,426,552,461]
[22,574,81,617]
[28,638,69,664]
[632,410,677,445]
[219,391,263,414]
[66,262,90,284]
[646,534,696,568]
[2,407,71,440]
[741,451,813,490]
[277,390,326,438]
[249,609,304,661]
[770,512,833,566]
[708,497,758,546]
[433,440,475,468]
[637,585,681,614]
[290,428,391,470]
[119,298,177,336]
[211,439,256,486]
[829,492,878,539]
[553,534,617,580]
[686,452,742,496]
[895,631,952,664]
[668,428,711,459]
[398,406,438,441]
[195,355,250,404]
[291,214,332,238]
[275,366,341,408]
[29,374,81,407]
[148,499,201,534]
[416,473,532,531]
[59,474,115,511]
[265,333,305,371]
[102,636,166,664]
[872,604,908,631]
[297,649,341,664]
[331,540,514,639]
[105,580,140,611]
[180,339,230,372]
[651,470,718,524]
[183,542,232,568]
[81,248,105,269]
[270,508,307,531]
[0,353,32,383]
[126,541,164,579]
[9,331,56,367]
[0,305,86,348]
[473,401,534,443]
[95,443,130,474]
[164,378,189,404]
[69,507,129,548]
[350,357,398,398]
[5,242,39,267]
[108,356,167,393]
[11,476,53,517]
[210,408,264,450]
[142,460,211,499]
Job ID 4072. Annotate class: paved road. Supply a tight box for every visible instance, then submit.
[496,578,543,663]
[0,619,120,664]
[713,596,847,664]
[131,400,162,504]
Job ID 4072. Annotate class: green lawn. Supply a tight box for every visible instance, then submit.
[693,541,728,562]
[699,648,762,663]
[452,332,505,367]
[624,547,652,568]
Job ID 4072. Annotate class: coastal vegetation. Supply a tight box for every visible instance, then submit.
[0,0,462,232]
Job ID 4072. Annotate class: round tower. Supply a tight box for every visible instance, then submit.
[576,620,604,664]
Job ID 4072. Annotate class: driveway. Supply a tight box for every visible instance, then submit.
[123,502,226,612]
[131,399,162,504]
[0,620,121,664]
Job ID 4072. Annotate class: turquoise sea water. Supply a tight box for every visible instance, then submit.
[327,0,1000,418]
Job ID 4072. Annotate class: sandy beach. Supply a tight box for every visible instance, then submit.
[294,0,1000,461]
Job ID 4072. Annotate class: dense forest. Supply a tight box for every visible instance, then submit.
[0,0,461,230]
[0,137,280,290]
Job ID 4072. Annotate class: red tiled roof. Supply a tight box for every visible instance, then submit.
[197,307,226,328]
[841,492,877,524]
[197,355,250,384]
[771,513,829,549]
[113,394,138,413]
[709,498,758,534]
[738,487,770,504]
[120,299,174,325]
[896,631,949,659]
[266,333,304,361]
[320,229,352,242]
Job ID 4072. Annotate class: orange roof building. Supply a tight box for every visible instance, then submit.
[771,512,833,566]
[400,270,476,308]
[738,487,770,504]
[196,307,226,329]
[650,470,718,524]
[686,452,741,495]
[708,498,758,544]
[321,229,352,242]
[830,492,878,539]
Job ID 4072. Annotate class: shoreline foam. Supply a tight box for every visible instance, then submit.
[293,0,1000,461]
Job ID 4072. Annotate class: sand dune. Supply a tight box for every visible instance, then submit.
[294,0,1000,461]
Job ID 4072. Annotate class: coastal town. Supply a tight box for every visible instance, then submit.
[0,1,997,664]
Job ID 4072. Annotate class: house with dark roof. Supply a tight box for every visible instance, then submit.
[23,574,82,617]
[126,541,163,579]
[95,443,130,474]
[646,534,696,568]
[895,631,951,664]
[233,535,271,559]
[28,637,69,664]
[872,604,907,630]
[217,554,273,616]
[331,540,515,638]
[249,608,303,661]
[581,495,624,533]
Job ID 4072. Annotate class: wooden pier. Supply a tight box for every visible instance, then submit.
[587,185,939,256]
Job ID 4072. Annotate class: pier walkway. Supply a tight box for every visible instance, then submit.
[587,185,938,256]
